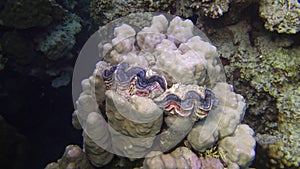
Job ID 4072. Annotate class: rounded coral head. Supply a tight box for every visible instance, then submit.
[72,12,227,159]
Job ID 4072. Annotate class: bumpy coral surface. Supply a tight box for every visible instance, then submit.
[68,13,256,168]
[259,0,300,34]
[143,147,201,169]
[187,82,246,152]
[218,124,256,169]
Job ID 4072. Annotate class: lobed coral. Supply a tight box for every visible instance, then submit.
[143,147,201,169]
[218,124,256,169]
[66,13,256,169]
[259,0,300,34]
[187,82,246,152]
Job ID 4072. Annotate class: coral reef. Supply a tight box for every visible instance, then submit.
[37,13,82,60]
[259,0,300,34]
[190,0,231,19]
[65,13,256,169]
[89,0,175,24]
[0,0,65,29]
[89,0,257,26]
[207,16,299,168]
[0,0,85,90]
[236,31,299,169]
[90,0,300,35]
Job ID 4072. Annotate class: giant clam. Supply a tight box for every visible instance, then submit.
[71,12,255,168]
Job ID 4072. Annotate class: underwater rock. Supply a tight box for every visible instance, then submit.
[143,147,201,169]
[0,0,65,29]
[44,145,93,169]
[218,124,256,169]
[259,0,300,34]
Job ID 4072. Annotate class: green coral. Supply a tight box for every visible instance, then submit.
[259,0,300,34]
[240,41,300,168]
[236,35,300,169]
[0,0,65,29]
[240,36,300,97]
